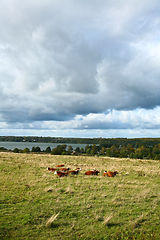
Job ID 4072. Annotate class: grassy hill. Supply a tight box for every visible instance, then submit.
[0,152,160,239]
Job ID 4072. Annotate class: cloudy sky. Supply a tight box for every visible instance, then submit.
[0,0,160,138]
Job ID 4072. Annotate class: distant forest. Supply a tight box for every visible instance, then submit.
[1,136,160,160]
[0,136,160,147]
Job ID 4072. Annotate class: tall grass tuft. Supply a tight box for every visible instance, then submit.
[130,214,145,229]
[103,214,113,226]
[45,212,60,228]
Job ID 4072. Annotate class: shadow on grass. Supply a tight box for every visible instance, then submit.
[106,222,120,228]
[45,221,69,228]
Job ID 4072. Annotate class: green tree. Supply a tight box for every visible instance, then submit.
[109,145,119,157]
[51,147,60,155]
[91,144,97,155]
[86,148,91,155]
[45,146,51,153]
[67,145,73,155]
[57,144,67,154]
[153,144,160,155]
[13,148,19,153]
[32,146,41,152]
[75,147,80,154]
[134,147,143,159]
[106,148,111,157]
[80,147,84,153]
[120,146,128,158]
[85,144,90,153]
[51,144,67,155]
[23,148,30,153]
[32,146,36,152]
[101,147,106,155]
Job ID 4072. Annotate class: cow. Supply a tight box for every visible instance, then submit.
[103,171,119,177]
[85,170,100,175]
[75,167,81,171]
[47,167,57,172]
[55,164,65,167]
[54,170,69,177]
[59,167,70,171]
[68,168,81,175]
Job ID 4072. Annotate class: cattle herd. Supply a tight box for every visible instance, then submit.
[47,164,119,177]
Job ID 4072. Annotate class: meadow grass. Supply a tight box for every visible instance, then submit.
[0,152,160,239]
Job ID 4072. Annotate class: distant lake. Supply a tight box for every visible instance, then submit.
[0,141,87,151]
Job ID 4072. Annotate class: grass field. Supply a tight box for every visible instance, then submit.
[0,152,160,239]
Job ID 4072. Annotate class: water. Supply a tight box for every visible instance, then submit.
[0,141,87,151]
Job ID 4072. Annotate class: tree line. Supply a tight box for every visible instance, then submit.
[1,142,160,160]
[0,136,99,144]
[1,136,160,147]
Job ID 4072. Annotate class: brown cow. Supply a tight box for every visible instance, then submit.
[68,168,81,175]
[54,170,69,177]
[75,167,81,171]
[103,171,119,177]
[59,167,70,171]
[85,170,100,175]
[55,164,65,167]
[47,167,57,172]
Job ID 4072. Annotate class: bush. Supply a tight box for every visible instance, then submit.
[23,148,30,153]
[45,146,51,153]
[32,146,41,152]
[13,148,19,153]
[51,147,61,155]
[0,147,7,151]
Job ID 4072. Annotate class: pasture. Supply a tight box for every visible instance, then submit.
[0,152,160,239]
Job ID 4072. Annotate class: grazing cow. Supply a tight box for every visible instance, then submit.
[85,170,100,175]
[68,168,81,175]
[103,171,119,177]
[75,167,81,171]
[54,170,69,177]
[55,164,65,167]
[59,167,70,171]
[47,167,57,172]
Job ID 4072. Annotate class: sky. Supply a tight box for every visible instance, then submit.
[0,0,160,138]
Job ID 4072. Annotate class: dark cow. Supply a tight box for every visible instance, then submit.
[68,168,81,175]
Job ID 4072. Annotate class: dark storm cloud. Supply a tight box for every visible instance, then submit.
[0,0,160,135]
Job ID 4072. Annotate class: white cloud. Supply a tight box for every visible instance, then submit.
[0,0,160,137]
